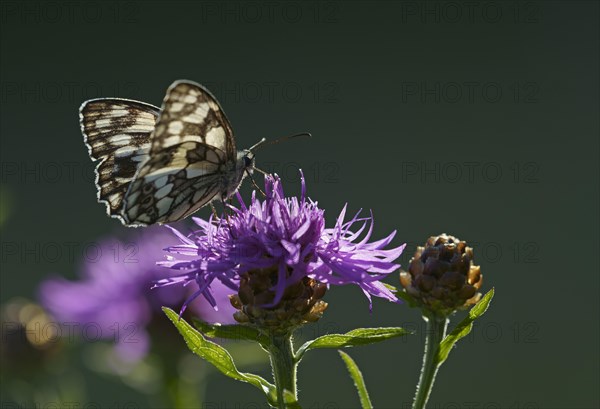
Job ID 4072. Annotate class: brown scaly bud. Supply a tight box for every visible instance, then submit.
[229,266,328,335]
[400,234,482,316]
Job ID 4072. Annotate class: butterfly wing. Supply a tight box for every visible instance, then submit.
[122,80,238,226]
[80,98,159,222]
[149,80,236,158]
[122,142,228,225]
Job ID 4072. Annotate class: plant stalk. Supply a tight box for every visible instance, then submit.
[413,313,449,409]
[268,333,298,409]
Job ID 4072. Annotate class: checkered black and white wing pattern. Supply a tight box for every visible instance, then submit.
[122,80,238,226]
[149,80,236,158]
[80,99,159,221]
[122,142,228,225]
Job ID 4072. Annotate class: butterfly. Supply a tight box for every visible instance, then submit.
[80,79,303,227]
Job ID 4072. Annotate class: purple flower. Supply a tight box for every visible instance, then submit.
[38,226,236,363]
[156,172,405,313]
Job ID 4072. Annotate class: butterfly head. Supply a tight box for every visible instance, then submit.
[239,137,268,175]
[241,149,256,173]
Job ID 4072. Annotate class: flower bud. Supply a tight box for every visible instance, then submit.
[400,234,482,316]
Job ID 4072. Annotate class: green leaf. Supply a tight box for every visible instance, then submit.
[436,288,495,366]
[264,389,302,409]
[296,327,411,360]
[191,318,269,348]
[382,282,398,293]
[282,389,302,409]
[395,289,418,307]
[383,282,418,307]
[163,307,274,396]
[338,351,373,409]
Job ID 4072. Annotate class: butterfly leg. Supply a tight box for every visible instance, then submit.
[246,169,266,197]
[210,202,219,222]
[221,197,233,230]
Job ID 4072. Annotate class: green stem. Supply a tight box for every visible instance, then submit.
[412,313,449,409]
[268,333,298,409]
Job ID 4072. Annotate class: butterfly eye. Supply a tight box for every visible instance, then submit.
[243,156,253,168]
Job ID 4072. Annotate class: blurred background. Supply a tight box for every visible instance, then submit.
[1,1,598,408]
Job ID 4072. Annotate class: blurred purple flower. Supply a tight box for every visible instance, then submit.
[156,172,406,313]
[38,226,236,363]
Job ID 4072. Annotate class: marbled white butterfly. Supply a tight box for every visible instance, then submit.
[80,80,301,227]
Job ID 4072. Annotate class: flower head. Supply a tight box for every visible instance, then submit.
[38,227,235,363]
[399,233,483,316]
[156,172,406,326]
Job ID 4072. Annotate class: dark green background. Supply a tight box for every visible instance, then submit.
[1,1,598,408]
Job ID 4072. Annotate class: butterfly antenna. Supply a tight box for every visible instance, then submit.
[248,138,267,152]
[249,132,311,153]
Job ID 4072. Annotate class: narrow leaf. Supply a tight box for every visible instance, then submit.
[296,327,411,359]
[282,389,302,409]
[395,290,418,307]
[192,318,269,347]
[163,307,274,396]
[338,351,373,409]
[383,282,418,307]
[436,288,495,366]
[265,389,302,409]
[382,282,398,293]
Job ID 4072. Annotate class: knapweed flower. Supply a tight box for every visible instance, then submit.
[399,233,483,316]
[38,227,236,363]
[156,172,406,333]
